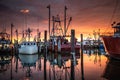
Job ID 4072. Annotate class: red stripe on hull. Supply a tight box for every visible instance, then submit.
[48,44,80,53]
[61,44,80,53]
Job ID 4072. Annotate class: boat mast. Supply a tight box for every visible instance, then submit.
[15,29,18,43]
[52,16,55,36]
[11,23,14,43]
[27,28,31,41]
[47,5,51,39]
[20,9,29,40]
[64,6,67,36]
[22,30,24,38]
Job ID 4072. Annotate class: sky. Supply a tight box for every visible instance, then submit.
[0,0,120,40]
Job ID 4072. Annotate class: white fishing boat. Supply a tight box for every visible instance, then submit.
[17,28,38,54]
[14,9,41,55]
[18,41,38,54]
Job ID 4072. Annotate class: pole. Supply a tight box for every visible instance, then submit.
[10,56,13,80]
[81,34,85,80]
[47,5,51,39]
[15,29,18,43]
[71,29,75,53]
[71,29,75,80]
[44,30,47,80]
[25,13,27,29]
[15,29,19,54]
[15,55,18,73]
[52,16,55,36]
[11,23,14,44]
[64,6,67,36]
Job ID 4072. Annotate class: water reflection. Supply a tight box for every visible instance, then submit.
[14,54,40,80]
[0,54,11,73]
[83,49,106,67]
[18,54,38,77]
[0,48,113,80]
[47,52,80,80]
[0,54,12,80]
[102,58,120,80]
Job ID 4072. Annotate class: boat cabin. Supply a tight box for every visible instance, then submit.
[21,42,36,46]
[113,22,120,37]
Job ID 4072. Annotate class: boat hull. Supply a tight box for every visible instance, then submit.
[0,48,12,53]
[18,41,38,54]
[61,44,80,53]
[102,36,120,58]
[19,46,38,54]
[48,44,80,54]
[48,36,80,54]
[0,44,13,54]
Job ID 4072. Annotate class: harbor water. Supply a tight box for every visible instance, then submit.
[0,49,119,80]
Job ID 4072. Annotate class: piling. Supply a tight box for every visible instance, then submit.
[44,30,47,53]
[81,34,85,80]
[38,41,41,53]
[64,6,67,36]
[52,16,55,36]
[14,29,19,55]
[15,55,18,73]
[11,23,14,44]
[10,54,13,80]
[52,16,55,52]
[38,42,40,53]
[11,23,14,55]
[70,29,75,80]
[44,30,47,80]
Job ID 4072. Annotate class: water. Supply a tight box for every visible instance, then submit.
[0,49,119,80]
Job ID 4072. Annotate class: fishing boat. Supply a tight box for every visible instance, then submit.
[18,28,38,54]
[102,22,120,59]
[48,6,80,53]
[0,32,12,53]
[48,36,80,53]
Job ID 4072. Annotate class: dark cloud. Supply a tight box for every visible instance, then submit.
[0,0,120,37]
[0,4,10,11]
